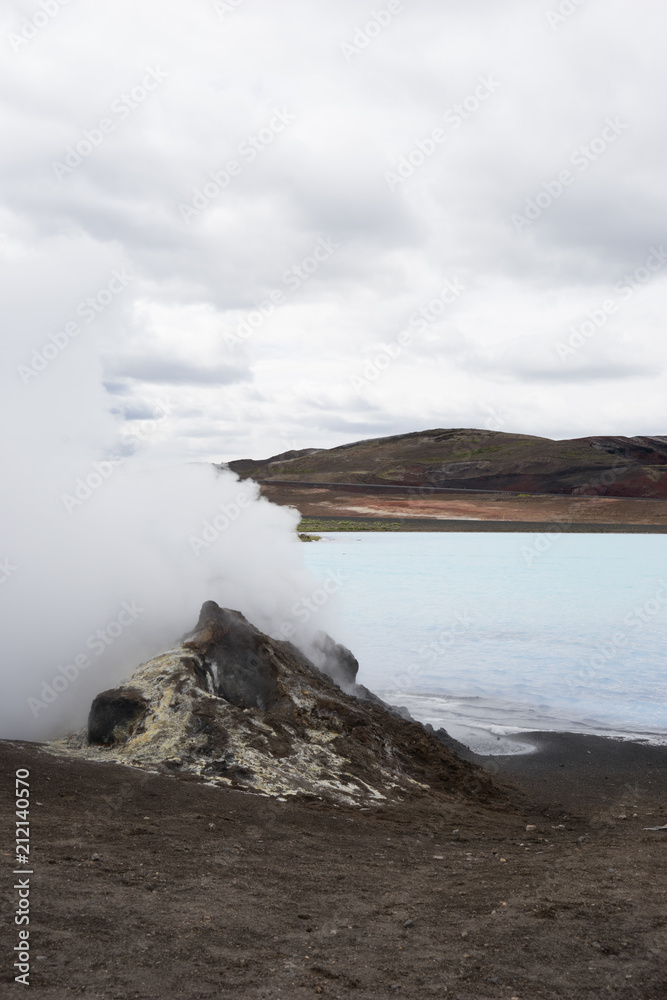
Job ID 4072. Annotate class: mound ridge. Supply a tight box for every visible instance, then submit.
[55,602,500,808]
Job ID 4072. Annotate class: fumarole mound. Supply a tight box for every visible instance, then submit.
[54,602,500,808]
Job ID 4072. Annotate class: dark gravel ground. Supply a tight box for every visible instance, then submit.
[1,735,666,1000]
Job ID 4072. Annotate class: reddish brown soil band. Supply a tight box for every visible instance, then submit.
[3,736,666,999]
[260,482,667,528]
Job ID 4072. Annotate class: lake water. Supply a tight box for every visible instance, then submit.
[302,532,667,754]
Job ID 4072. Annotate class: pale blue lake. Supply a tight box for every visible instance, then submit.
[303,533,667,754]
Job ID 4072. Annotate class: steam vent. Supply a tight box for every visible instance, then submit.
[68,602,498,807]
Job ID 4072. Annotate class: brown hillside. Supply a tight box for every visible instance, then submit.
[227,428,667,499]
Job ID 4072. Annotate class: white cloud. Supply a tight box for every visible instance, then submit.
[0,0,665,461]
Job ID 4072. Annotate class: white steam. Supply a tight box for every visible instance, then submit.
[0,236,339,740]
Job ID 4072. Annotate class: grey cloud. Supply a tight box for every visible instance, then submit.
[1,0,665,460]
[117,403,173,421]
[487,362,659,383]
[309,415,410,437]
[108,357,251,386]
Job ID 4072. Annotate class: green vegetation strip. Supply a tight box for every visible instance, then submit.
[298,517,404,533]
[296,517,667,534]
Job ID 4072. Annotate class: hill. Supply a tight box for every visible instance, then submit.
[228,428,667,499]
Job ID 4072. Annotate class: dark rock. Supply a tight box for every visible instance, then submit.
[182,602,281,711]
[87,688,148,745]
[351,683,386,706]
[310,631,359,687]
[434,727,481,762]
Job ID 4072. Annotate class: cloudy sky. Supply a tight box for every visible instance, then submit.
[2,0,666,462]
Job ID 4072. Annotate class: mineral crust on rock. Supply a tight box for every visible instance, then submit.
[55,602,499,807]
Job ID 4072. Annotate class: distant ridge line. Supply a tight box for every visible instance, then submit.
[256,480,667,503]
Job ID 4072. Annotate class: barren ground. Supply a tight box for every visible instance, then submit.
[2,735,666,999]
[260,484,667,530]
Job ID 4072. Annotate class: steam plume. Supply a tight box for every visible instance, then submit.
[0,238,338,740]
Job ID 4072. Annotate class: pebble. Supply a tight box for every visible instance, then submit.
[91,853,101,861]
[403,919,415,928]
[525,824,536,832]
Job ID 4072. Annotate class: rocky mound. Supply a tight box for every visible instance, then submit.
[56,602,499,808]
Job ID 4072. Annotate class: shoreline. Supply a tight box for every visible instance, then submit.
[485,730,667,815]
[264,480,667,529]
[298,515,667,533]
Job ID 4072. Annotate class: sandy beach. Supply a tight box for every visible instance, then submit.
[2,732,665,999]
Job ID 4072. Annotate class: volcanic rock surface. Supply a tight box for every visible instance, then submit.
[59,602,496,808]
